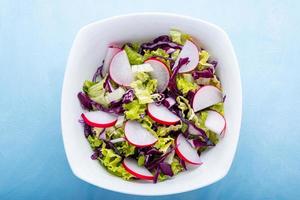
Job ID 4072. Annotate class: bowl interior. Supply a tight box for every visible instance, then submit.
[61,13,242,196]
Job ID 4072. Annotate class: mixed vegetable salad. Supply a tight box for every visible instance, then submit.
[77,30,226,183]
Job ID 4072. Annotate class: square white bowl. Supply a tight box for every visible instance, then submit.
[61,13,242,196]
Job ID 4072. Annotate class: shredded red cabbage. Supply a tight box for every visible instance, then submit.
[192,69,214,79]
[159,162,174,177]
[139,35,182,54]
[122,89,135,104]
[77,92,93,110]
[92,62,104,82]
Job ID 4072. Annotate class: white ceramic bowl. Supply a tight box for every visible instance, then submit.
[61,13,242,196]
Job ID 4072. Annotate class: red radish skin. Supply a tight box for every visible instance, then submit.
[122,158,154,180]
[205,110,226,135]
[109,50,134,87]
[175,134,202,165]
[101,46,122,77]
[124,121,157,147]
[174,40,199,73]
[147,103,180,125]
[124,135,157,148]
[81,112,117,128]
[144,58,170,92]
[192,85,223,112]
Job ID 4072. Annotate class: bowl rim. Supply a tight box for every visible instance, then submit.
[61,12,242,196]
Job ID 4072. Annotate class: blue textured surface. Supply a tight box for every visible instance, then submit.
[1,1,299,199]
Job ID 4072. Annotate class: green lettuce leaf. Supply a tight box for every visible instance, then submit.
[176,96,196,120]
[130,72,157,104]
[193,111,208,130]
[209,102,225,115]
[171,49,180,60]
[83,77,109,107]
[137,154,145,166]
[83,80,96,93]
[139,116,157,136]
[158,173,169,181]
[171,158,184,175]
[207,130,219,145]
[143,48,169,60]
[87,135,102,149]
[170,29,191,45]
[210,75,222,90]
[130,42,140,52]
[124,45,144,65]
[123,100,146,120]
[154,137,174,153]
[157,124,182,137]
[99,144,134,180]
[176,74,198,95]
[116,141,136,157]
[198,50,213,70]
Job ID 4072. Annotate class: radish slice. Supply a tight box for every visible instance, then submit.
[81,111,117,128]
[122,158,154,180]
[174,40,199,73]
[145,58,170,92]
[109,50,134,86]
[124,121,157,147]
[147,103,180,125]
[192,85,223,112]
[175,134,202,165]
[102,46,121,77]
[205,110,226,135]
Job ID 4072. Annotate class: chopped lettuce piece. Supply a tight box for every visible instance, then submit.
[99,144,134,180]
[130,72,157,104]
[176,96,196,120]
[207,130,219,145]
[143,48,169,60]
[138,154,146,166]
[209,102,225,115]
[139,116,157,136]
[154,137,174,153]
[116,141,136,157]
[84,77,109,107]
[83,80,96,93]
[176,75,198,95]
[210,75,222,90]
[171,49,180,60]
[87,135,102,149]
[170,29,191,45]
[158,173,169,181]
[105,127,125,140]
[171,158,184,175]
[157,124,182,137]
[198,50,213,70]
[123,100,146,120]
[124,45,144,65]
[130,42,140,52]
[193,111,208,130]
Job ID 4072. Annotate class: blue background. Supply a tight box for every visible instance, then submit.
[1,0,299,199]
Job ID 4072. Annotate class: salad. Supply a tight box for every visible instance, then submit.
[77,30,226,183]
